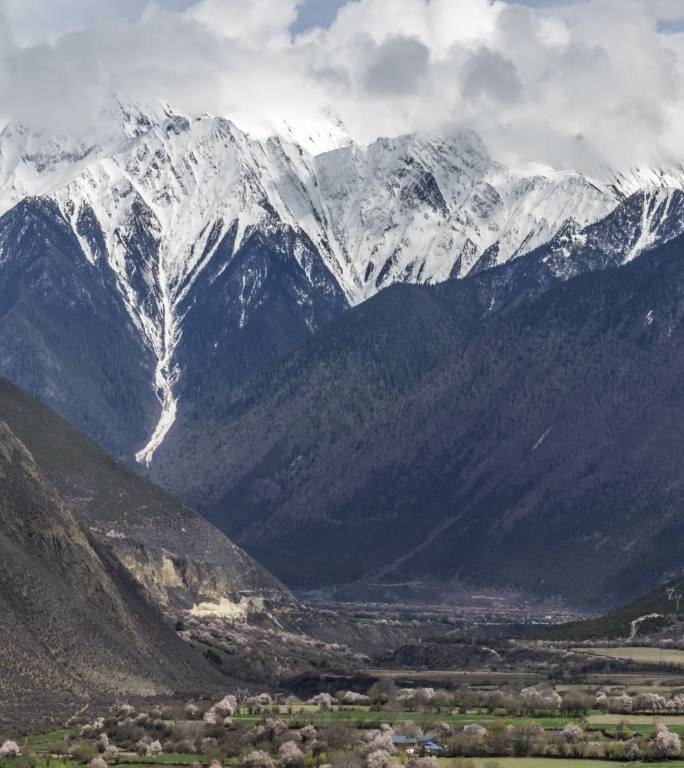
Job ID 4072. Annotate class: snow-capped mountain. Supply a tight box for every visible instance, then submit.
[0,99,683,464]
[313,132,619,298]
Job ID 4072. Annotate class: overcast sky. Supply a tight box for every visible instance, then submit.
[0,0,683,169]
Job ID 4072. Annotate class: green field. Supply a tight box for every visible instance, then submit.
[557,683,683,694]
[585,674,684,686]
[229,710,580,729]
[464,760,684,768]
[586,714,684,736]
[575,648,684,666]
[16,758,684,768]
[13,692,684,768]
[25,729,71,752]
[122,755,202,765]
[369,670,546,683]
[1,758,200,768]
[587,714,684,725]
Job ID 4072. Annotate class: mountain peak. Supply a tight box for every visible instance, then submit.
[1,109,684,462]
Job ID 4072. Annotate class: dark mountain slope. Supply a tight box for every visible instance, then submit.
[0,194,348,464]
[0,197,159,457]
[0,420,221,731]
[153,234,684,609]
[0,377,286,611]
[174,224,348,417]
[472,189,684,316]
[151,278,488,584]
[530,576,684,641]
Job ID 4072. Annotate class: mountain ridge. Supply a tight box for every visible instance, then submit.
[1,102,683,466]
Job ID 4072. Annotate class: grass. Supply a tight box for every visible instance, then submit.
[581,675,684,688]
[24,730,72,752]
[587,714,684,725]
[190,641,234,658]
[0,756,203,768]
[20,757,684,768]
[121,755,202,765]
[464,760,684,768]
[596,723,684,738]
[269,704,327,714]
[229,710,580,728]
[15,691,684,768]
[575,648,684,666]
[2,760,77,768]
[368,670,547,683]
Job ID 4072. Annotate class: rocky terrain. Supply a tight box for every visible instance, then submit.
[0,377,285,613]
[0,417,223,732]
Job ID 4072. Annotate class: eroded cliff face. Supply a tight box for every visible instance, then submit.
[0,378,292,623]
[104,537,276,617]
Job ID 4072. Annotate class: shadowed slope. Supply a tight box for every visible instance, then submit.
[153,234,684,609]
[0,420,222,732]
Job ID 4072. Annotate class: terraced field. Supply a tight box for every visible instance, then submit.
[575,648,684,666]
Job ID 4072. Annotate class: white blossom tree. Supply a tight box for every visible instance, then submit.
[278,741,305,768]
[214,695,238,717]
[654,725,682,758]
[0,741,21,758]
[562,723,584,743]
[240,750,275,768]
[308,693,334,712]
[366,750,392,768]
[149,741,163,756]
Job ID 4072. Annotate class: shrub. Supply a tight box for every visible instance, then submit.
[366,751,391,768]
[299,726,317,743]
[148,741,163,756]
[654,725,681,758]
[206,648,224,666]
[214,696,238,717]
[309,694,334,713]
[69,742,99,764]
[0,742,21,758]
[561,724,583,743]
[279,741,305,768]
[240,751,275,768]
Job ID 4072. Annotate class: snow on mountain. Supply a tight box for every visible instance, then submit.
[0,100,683,462]
[314,132,622,300]
[535,188,684,281]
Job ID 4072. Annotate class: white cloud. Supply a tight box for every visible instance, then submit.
[3,0,198,44]
[185,0,298,46]
[0,0,681,170]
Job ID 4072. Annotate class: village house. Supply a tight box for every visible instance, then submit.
[391,735,444,756]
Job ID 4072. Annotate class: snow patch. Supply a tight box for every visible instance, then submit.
[532,427,552,452]
[628,613,663,641]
